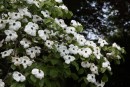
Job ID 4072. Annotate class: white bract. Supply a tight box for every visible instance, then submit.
[63,55,75,64]
[41,10,50,18]
[98,38,108,47]
[0,79,5,87]
[0,39,4,47]
[20,56,33,69]
[12,57,21,66]
[0,19,6,29]
[13,71,26,82]
[112,43,121,50]
[24,22,39,36]
[20,38,31,48]
[4,30,18,41]
[86,74,96,83]
[55,0,62,3]
[31,68,44,79]
[1,49,13,58]
[81,61,91,68]
[8,20,21,31]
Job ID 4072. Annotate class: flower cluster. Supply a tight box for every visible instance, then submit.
[0,0,125,87]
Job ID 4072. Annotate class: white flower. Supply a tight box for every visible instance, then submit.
[93,47,102,59]
[112,43,121,50]
[63,55,75,64]
[55,0,62,3]
[9,20,21,31]
[13,71,26,82]
[68,44,78,54]
[26,46,41,58]
[12,57,21,66]
[76,34,86,46]
[24,22,39,36]
[26,48,36,58]
[55,18,67,28]
[31,68,44,79]
[25,0,34,4]
[81,61,91,68]
[1,49,13,58]
[33,46,41,54]
[90,63,98,74]
[45,40,54,49]
[38,30,49,41]
[20,56,33,69]
[0,19,6,29]
[0,79,5,87]
[82,48,92,58]
[95,81,105,87]
[0,39,4,47]
[4,30,18,41]
[102,61,111,71]
[79,48,92,58]
[20,38,31,48]
[98,38,108,47]
[32,15,42,23]
[41,10,50,18]
[59,5,68,10]
[18,8,32,18]
[8,12,23,20]
[85,40,96,47]
[86,74,96,83]
[71,20,81,27]
[58,47,69,57]
[65,27,76,34]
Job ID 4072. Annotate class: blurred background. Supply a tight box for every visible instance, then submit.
[63,0,130,87]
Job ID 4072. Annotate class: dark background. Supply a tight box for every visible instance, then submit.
[63,0,130,87]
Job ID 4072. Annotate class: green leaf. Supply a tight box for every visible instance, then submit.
[76,26,83,32]
[78,68,84,74]
[81,83,87,87]
[115,60,120,65]
[38,79,44,87]
[72,61,79,71]
[90,83,96,87]
[50,59,59,65]
[10,83,17,87]
[11,64,16,70]
[102,74,108,82]
[100,68,106,73]
[71,73,79,80]
[30,75,37,83]
[50,68,58,78]
[44,79,51,87]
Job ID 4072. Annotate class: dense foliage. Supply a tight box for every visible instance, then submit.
[0,0,125,87]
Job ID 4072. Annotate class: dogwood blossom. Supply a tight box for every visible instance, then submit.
[20,38,31,48]
[0,39,4,47]
[20,56,33,69]
[0,19,6,29]
[24,22,39,36]
[112,43,121,50]
[4,30,18,41]
[13,71,26,82]
[41,10,50,18]
[1,49,13,58]
[81,61,91,68]
[0,79,5,87]
[8,20,21,31]
[12,57,21,66]
[86,74,96,83]
[63,55,75,64]
[31,68,44,79]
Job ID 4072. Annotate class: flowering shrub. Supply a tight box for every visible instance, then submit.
[0,0,125,87]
